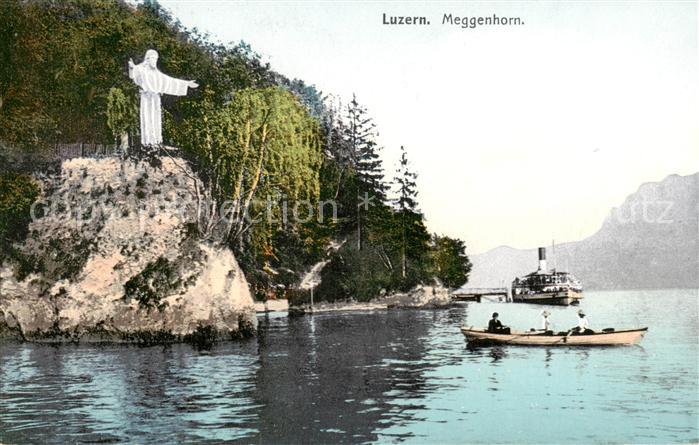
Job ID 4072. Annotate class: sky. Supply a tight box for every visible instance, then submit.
[156,0,698,254]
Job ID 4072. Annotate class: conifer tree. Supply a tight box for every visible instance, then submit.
[343,94,387,250]
[393,145,425,279]
[394,145,418,213]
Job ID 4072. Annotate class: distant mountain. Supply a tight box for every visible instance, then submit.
[466,173,699,290]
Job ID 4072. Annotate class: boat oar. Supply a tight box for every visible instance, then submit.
[559,329,574,344]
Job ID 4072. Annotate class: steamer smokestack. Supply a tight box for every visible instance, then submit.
[538,247,547,273]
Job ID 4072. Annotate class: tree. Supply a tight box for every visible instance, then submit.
[106,87,137,148]
[394,146,418,213]
[430,235,472,289]
[173,87,322,247]
[393,145,423,279]
[342,94,387,250]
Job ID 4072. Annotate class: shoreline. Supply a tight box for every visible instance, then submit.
[293,300,389,314]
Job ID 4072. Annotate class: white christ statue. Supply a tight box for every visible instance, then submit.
[128,49,198,146]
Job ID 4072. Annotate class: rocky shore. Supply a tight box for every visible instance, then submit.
[383,285,452,309]
[290,285,454,315]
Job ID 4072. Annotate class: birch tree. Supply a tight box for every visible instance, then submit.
[174,87,322,245]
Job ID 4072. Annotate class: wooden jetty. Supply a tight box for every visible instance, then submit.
[452,288,508,303]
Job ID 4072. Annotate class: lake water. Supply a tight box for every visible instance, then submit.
[1,289,697,444]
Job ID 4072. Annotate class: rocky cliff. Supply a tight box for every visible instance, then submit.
[0,155,256,342]
[466,172,699,290]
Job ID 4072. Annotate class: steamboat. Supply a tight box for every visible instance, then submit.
[511,247,583,306]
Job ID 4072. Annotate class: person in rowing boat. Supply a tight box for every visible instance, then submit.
[540,310,553,335]
[569,309,594,335]
[488,312,511,334]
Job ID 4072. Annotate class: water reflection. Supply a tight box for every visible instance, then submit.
[0,342,261,444]
[245,310,439,443]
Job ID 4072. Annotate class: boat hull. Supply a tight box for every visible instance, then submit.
[512,287,583,306]
[461,327,647,346]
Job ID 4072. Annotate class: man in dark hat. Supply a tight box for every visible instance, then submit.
[570,309,594,335]
[488,312,511,334]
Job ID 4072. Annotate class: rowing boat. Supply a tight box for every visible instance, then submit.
[461,327,648,346]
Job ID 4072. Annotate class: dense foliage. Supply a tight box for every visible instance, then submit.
[106,87,137,146]
[430,236,472,289]
[0,173,39,261]
[173,87,322,237]
[0,0,472,302]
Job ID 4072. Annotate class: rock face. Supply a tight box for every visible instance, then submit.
[0,155,256,342]
[384,285,452,309]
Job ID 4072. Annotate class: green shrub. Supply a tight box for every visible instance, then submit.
[124,257,179,309]
[0,172,39,260]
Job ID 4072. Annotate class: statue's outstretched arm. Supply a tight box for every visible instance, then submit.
[160,72,198,96]
[128,58,136,79]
